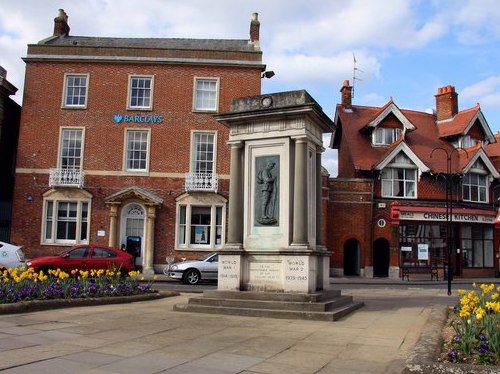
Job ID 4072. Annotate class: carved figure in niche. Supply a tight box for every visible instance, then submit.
[256,160,278,225]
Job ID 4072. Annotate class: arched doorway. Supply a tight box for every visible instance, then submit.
[121,203,145,268]
[373,238,390,277]
[343,239,360,276]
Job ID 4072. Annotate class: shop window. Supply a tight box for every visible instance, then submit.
[177,204,224,249]
[128,75,153,110]
[125,130,150,172]
[461,225,494,268]
[62,73,88,108]
[462,172,487,203]
[381,167,416,198]
[372,127,402,146]
[399,223,447,265]
[193,78,219,112]
[43,200,89,245]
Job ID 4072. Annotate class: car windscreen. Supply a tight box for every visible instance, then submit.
[199,252,215,261]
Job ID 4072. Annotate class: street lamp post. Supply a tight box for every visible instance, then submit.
[430,147,467,296]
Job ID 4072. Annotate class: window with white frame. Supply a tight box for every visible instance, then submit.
[63,74,88,108]
[381,168,417,198]
[177,204,224,249]
[125,130,149,172]
[372,127,402,146]
[462,173,488,203]
[43,200,89,244]
[193,78,219,111]
[192,132,215,174]
[128,76,153,109]
[60,128,83,169]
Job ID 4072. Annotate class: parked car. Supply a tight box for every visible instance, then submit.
[0,241,26,270]
[167,252,218,285]
[26,244,136,274]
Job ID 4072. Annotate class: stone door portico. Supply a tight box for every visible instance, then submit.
[105,186,163,274]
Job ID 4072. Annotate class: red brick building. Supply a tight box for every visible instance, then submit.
[328,80,500,279]
[11,10,264,273]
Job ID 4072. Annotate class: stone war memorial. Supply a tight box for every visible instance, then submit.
[174,90,363,320]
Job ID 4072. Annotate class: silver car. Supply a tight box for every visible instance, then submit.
[167,252,218,285]
[0,241,26,270]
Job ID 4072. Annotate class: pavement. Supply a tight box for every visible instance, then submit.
[0,277,499,374]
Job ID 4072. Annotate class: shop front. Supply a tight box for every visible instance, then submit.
[391,204,498,278]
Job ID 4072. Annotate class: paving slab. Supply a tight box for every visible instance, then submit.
[0,286,476,374]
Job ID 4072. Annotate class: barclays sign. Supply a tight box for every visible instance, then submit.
[114,114,164,124]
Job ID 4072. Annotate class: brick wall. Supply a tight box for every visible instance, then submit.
[12,58,261,262]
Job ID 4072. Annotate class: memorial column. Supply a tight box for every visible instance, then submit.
[227,141,244,246]
[292,138,308,245]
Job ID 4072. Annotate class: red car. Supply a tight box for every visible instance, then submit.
[26,244,136,274]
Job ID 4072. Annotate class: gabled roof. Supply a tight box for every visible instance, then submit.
[461,146,500,178]
[333,100,497,176]
[374,142,430,174]
[485,133,500,171]
[437,105,495,143]
[360,99,416,133]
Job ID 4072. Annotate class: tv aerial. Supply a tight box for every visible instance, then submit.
[352,53,363,99]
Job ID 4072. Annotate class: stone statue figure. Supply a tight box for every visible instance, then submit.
[256,160,278,225]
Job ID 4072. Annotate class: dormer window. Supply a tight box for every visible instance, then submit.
[458,135,477,149]
[372,127,402,146]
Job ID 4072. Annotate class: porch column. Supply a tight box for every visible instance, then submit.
[108,204,120,247]
[227,141,244,246]
[143,205,156,275]
[292,137,308,245]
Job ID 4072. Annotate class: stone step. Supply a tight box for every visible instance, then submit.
[202,289,342,303]
[186,294,355,312]
[173,300,364,321]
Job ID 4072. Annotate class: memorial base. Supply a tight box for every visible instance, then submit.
[217,248,330,293]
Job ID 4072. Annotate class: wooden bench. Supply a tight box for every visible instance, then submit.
[401,265,439,281]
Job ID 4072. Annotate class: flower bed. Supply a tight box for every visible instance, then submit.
[0,267,156,303]
[440,283,500,366]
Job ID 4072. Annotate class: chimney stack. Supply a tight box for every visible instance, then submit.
[250,13,260,49]
[53,9,70,37]
[340,80,353,110]
[435,85,458,121]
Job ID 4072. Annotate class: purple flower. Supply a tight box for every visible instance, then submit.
[448,350,458,361]
[453,335,462,343]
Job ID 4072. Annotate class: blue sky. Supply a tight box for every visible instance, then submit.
[1,0,500,176]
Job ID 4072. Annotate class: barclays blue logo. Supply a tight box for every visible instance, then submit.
[113,114,163,124]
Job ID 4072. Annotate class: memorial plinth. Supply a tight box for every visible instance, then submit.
[174,90,363,319]
[216,90,333,293]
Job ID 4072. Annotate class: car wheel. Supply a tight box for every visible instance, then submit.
[183,269,200,285]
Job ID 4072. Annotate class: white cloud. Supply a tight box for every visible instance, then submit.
[461,76,500,102]
[265,51,380,87]
[451,0,500,44]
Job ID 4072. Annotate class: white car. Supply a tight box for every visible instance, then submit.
[0,241,26,270]
[167,252,218,285]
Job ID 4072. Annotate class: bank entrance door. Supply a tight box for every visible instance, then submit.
[121,203,145,268]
